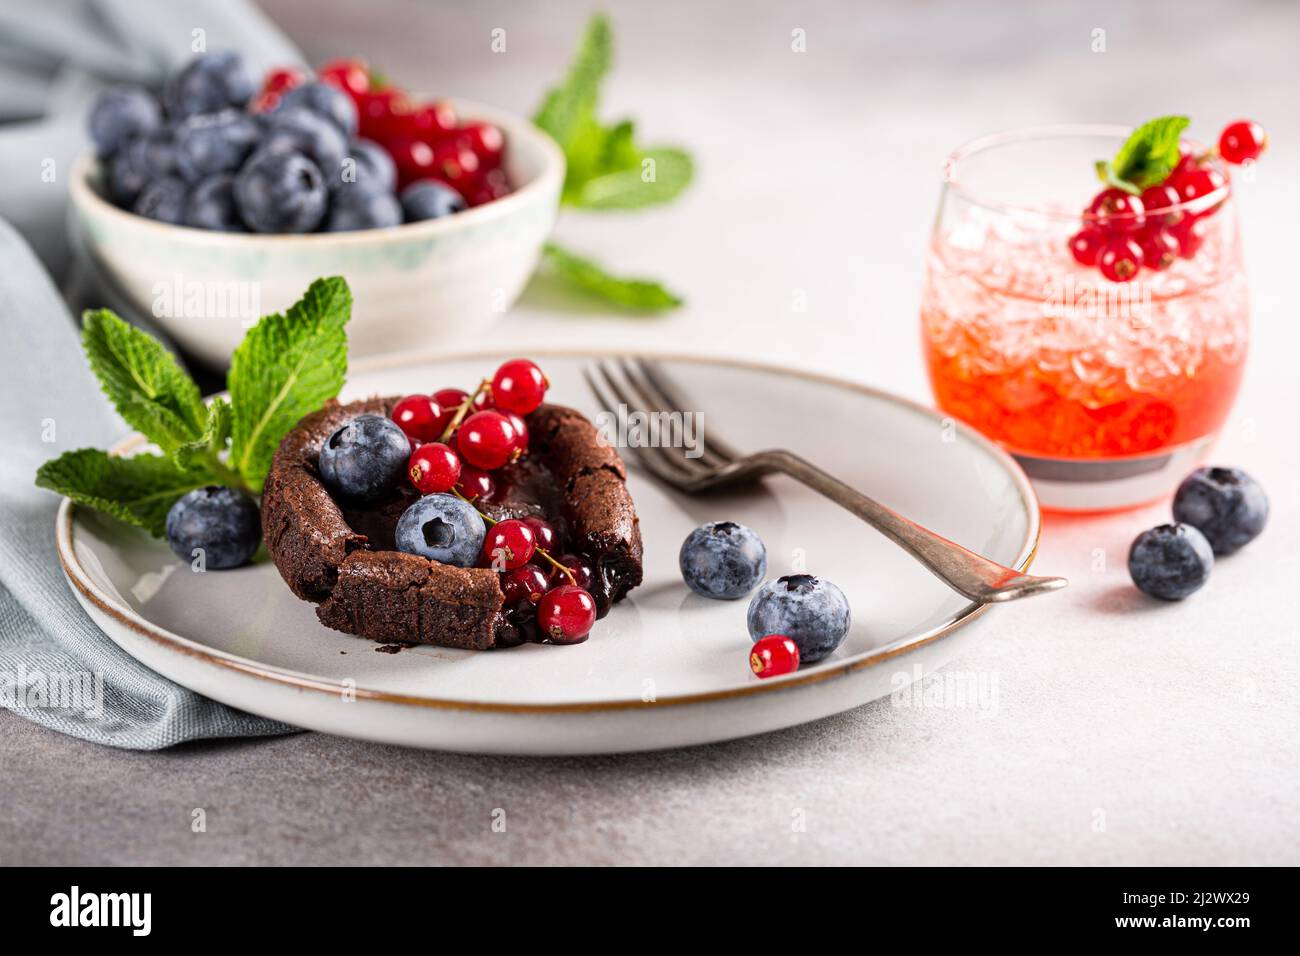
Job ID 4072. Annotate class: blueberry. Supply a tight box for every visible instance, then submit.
[273,81,358,136]
[107,127,178,205]
[132,176,189,224]
[333,138,397,194]
[262,107,347,182]
[318,414,409,504]
[1172,467,1268,556]
[1128,523,1214,600]
[163,50,256,120]
[174,109,262,182]
[395,493,487,568]
[165,486,261,570]
[234,149,327,233]
[185,174,244,231]
[87,86,161,156]
[325,187,402,231]
[401,179,466,222]
[679,521,767,599]
[747,574,851,664]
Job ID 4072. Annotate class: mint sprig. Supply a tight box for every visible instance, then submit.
[1096,115,1190,194]
[36,277,352,535]
[540,243,682,311]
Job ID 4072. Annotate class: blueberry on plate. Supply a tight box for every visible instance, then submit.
[163,50,257,120]
[185,173,244,231]
[165,486,261,570]
[333,137,397,194]
[234,149,327,233]
[401,179,467,222]
[395,493,487,567]
[679,521,767,599]
[273,80,358,136]
[174,108,262,182]
[747,574,851,664]
[87,86,161,156]
[132,176,190,224]
[107,127,179,205]
[1128,523,1214,600]
[324,186,402,231]
[318,414,410,504]
[262,107,347,183]
[1172,467,1268,556]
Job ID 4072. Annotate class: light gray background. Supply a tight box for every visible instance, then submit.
[3,0,1298,865]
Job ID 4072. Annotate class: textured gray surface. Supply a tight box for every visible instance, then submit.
[4,0,1300,865]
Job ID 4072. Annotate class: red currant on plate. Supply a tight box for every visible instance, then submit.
[1218,120,1267,165]
[750,635,800,678]
[408,442,461,494]
[482,518,536,570]
[491,359,548,415]
[457,410,518,470]
[455,465,495,501]
[501,565,549,607]
[391,394,443,441]
[1139,184,1184,228]
[522,516,556,553]
[1137,227,1179,272]
[548,554,594,591]
[1084,188,1145,234]
[536,585,597,644]
[318,58,370,99]
[1068,228,1106,267]
[1098,237,1143,283]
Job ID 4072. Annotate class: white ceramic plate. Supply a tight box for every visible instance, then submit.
[57,352,1044,754]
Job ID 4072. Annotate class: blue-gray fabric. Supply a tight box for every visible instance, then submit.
[0,0,303,748]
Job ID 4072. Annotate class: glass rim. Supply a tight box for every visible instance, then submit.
[943,123,1231,223]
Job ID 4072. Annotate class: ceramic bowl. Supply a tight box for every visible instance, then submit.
[68,99,564,368]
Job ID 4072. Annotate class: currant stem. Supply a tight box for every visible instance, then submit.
[452,489,576,585]
[438,378,491,444]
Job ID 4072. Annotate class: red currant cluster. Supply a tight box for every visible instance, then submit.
[1069,120,1266,283]
[388,359,598,644]
[253,59,509,206]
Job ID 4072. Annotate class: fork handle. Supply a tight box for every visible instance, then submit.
[750,449,1063,604]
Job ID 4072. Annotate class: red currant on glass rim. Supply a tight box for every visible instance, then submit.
[491,359,548,415]
[1170,166,1226,217]
[455,465,494,501]
[1084,188,1145,234]
[482,519,536,570]
[1218,120,1267,165]
[408,442,460,494]
[1139,184,1184,229]
[1137,227,1179,272]
[457,410,518,469]
[391,394,442,441]
[536,585,597,644]
[1098,237,1143,283]
[1170,216,1210,259]
[1068,228,1106,267]
[750,635,800,679]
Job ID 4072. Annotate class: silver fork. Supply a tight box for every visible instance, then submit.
[585,358,1067,604]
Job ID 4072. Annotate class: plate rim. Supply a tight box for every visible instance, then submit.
[55,347,1043,714]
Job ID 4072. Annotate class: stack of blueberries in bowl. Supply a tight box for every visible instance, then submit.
[88,50,467,233]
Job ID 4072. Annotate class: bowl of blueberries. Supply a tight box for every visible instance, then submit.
[69,51,564,367]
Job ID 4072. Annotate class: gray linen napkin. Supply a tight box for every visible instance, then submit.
[0,0,304,747]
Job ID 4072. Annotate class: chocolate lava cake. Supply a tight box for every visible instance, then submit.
[261,396,643,650]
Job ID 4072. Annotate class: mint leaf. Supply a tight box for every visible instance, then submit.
[228,277,351,491]
[36,449,214,537]
[173,397,232,472]
[533,13,612,150]
[82,309,207,454]
[541,243,682,312]
[574,147,694,209]
[1097,115,1190,193]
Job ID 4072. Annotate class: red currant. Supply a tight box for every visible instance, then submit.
[318,58,370,99]
[472,389,495,413]
[491,359,548,415]
[1218,120,1267,165]
[408,442,461,494]
[1097,237,1143,283]
[457,410,518,470]
[1170,216,1210,259]
[1169,166,1226,217]
[391,394,443,441]
[357,88,413,142]
[536,585,596,644]
[548,554,594,591]
[482,518,536,570]
[501,410,529,457]
[1085,188,1145,234]
[1139,184,1184,228]
[263,66,305,94]
[1068,228,1106,267]
[388,138,436,189]
[500,565,549,607]
[395,101,457,143]
[459,122,504,166]
[432,140,480,191]
[521,516,556,553]
[1137,227,1179,272]
[749,635,800,678]
[431,388,469,435]
[455,465,495,501]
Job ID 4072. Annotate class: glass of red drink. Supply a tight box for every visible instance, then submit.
[920,125,1247,511]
